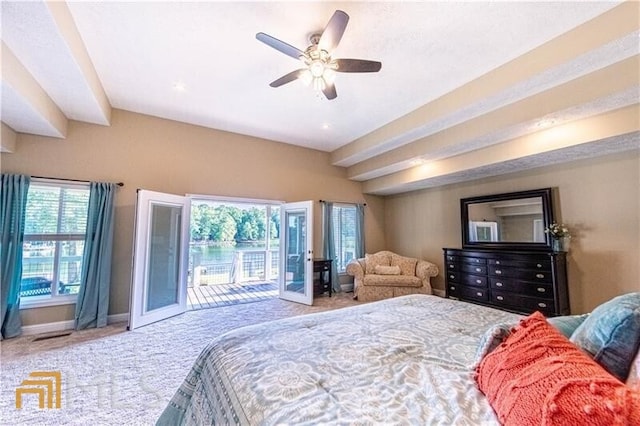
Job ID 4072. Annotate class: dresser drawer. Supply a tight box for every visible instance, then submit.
[490,278,553,298]
[462,274,487,288]
[491,291,554,315]
[461,286,489,302]
[460,256,486,266]
[489,258,551,271]
[314,263,331,272]
[447,283,461,299]
[447,271,460,283]
[461,263,487,275]
[488,267,553,283]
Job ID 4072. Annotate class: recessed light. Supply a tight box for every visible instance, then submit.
[322,123,330,130]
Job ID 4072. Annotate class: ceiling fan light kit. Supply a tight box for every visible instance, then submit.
[256,10,382,100]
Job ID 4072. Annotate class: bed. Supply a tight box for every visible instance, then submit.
[157,293,640,425]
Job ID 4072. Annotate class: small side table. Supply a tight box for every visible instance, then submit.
[313,259,332,297]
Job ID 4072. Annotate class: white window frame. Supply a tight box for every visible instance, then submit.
[20,179,90,309]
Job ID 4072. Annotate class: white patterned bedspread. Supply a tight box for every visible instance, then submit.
[157,295,521,425]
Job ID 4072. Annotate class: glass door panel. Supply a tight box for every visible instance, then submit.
[146,204,182,311]
[129,190,190,330]
[279,201,313,305]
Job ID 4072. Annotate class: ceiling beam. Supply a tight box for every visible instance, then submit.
[1,122,17,153]
[1,42,67,138]
[348,55,640,181]
[45,1,111,126]
[331,0,640,168]
[362,105,640,195]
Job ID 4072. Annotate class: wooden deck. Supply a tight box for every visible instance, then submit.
[187,281,278,310]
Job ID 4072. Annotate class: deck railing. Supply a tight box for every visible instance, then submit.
[190,249,279,287]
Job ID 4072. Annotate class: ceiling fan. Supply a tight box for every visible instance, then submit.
[256,10,382,100]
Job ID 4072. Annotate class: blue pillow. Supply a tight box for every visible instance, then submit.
[547,314,589,338]
[570,292,640,381]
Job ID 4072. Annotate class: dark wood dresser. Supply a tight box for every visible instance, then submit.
[443,248,569,316]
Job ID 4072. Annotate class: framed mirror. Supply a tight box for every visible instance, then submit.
[461,188,554,251]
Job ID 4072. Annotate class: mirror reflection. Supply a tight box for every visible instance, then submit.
[467,197,545,243]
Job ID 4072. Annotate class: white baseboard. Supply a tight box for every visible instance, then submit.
[432,289,446,298]
[107,313,129,324]
[22,320,76,336]
[21,313,130,336]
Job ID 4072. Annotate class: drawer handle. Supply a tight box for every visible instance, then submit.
[536,263,543,268]
[536,273,545,279]
[475,267,482,272]
[537,287,546,293]
[474,259,480,263]
[450,286,456,290]
[538,302,547,308]
[476,279,482,284]
[496,282,503,287]
[476,292,483,297]
[449,264,454,269]
[495,270,502,275]
[496,295,504,301]
[449,275,455,279]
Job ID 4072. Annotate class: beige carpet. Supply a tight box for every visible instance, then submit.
[1,293,360,425]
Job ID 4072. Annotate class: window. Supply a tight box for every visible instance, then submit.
[20,181,90,307]
[331,204,358,273]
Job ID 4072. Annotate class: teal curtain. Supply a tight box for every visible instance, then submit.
[75,182,116,330]
[354,204,365,259]
[1,174,30,339]
[321,202,341,293]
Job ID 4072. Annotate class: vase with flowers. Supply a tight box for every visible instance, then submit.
[545,222,571,252]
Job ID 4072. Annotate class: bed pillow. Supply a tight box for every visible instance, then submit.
[390,254,418,276]
[364,252,391,274]
[570,292,640,381]
[473,322,513,368]
[374,265,401,275]
[476,311,640,425]
[547,313,589,338]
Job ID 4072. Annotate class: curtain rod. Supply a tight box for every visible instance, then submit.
[31,175,124,187]
[319,199,366,206]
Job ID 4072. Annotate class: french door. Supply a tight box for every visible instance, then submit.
[129,190,190,330]
[279,201,314,305]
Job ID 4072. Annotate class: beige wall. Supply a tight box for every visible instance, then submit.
[4,107,637,324]
[0,109,386,326]
[384,151,640,314]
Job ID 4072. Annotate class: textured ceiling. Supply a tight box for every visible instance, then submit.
[1,1,639,195]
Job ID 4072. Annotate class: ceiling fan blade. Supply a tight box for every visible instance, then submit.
[318,10,349,52]
[322,81,337,100]
[335,59,382,73]
[256,32,305,60]
[269,69,306,88]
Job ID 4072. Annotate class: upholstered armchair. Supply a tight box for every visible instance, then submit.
[346,250,439,302]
